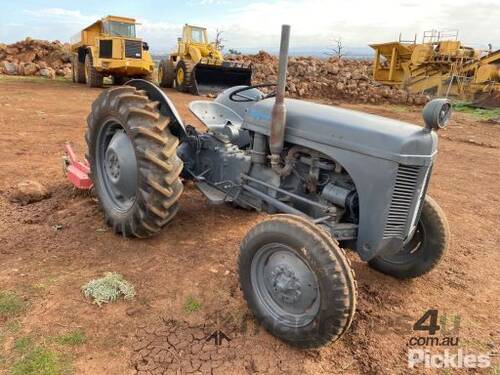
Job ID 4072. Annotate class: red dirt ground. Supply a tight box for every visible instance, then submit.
[0,77,498,374]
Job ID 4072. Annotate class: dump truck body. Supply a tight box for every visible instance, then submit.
[70,16,154,87]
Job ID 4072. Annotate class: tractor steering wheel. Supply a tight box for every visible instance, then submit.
[228,84,279,102]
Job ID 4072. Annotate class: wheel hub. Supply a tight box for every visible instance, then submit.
[270,264,302,304]
[107,151,120,180]
[252,245,320,327]
[98,127,138,211]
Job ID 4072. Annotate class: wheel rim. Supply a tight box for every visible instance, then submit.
[251,243,320,327]
[177,67,184,85]
[380,221,426,265]
[96,121,138,212]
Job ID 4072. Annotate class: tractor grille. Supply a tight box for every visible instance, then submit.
[99,40,113,58]
[125,40,142,59]
[383,165,421,238]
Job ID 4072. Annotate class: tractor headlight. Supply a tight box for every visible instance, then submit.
[422,98,452,131]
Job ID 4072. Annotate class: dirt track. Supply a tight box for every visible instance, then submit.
[0,77,499,374]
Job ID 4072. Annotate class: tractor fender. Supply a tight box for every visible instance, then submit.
[126,79,188,141]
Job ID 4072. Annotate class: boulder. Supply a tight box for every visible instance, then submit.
[1,61,18,75]
[38,67,55,79]
[10,180,50,205]
[19,62,37,76]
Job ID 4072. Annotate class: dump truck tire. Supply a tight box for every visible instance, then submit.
[86,86,184,238]
[239,214,357,348]
[85,53,103,88]
[159,60,175,88]
[71,56,76,83]
[175,60,194,93]
[72,55,86,84]
[368,196,449,278]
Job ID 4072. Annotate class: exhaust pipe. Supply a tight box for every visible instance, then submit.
[270,25,290,173]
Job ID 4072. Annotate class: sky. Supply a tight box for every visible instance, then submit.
[0,0,499,55]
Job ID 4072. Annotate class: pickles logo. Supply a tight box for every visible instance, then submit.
[407,310,492,369]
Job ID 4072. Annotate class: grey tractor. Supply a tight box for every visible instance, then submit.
[85,25,451,347]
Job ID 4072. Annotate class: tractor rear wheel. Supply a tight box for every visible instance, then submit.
[368,196,449,278]
[175,60,194,93]
[86,86,184,237]
[159,60,175,88]
[85,53,104,88]
[239,214,357,348]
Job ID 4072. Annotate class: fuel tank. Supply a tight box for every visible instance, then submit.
[241,98,437,165]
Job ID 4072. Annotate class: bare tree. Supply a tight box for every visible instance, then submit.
[325,37,345,59]
[228,48,242,55]
[215,28,225,51]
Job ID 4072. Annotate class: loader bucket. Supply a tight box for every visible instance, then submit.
[192,63,252,96]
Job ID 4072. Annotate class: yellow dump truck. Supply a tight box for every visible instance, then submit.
[70,15,154,87]
[158,24,252,95]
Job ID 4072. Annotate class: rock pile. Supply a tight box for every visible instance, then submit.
[228,51,429,105]
[0,37,72,79]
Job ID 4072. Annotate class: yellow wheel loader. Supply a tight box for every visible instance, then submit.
[70,16,155,88]
[158,24,252,95]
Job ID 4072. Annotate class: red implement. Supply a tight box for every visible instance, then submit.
[63,144,93,189]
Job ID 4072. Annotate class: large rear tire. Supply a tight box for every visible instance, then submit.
[85,53,103,88]
[158,60,175,88]
[86,86,184,237]
[239,214,357,348]
[368,196,449,279]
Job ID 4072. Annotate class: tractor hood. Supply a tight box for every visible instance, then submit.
[242,98,437,166]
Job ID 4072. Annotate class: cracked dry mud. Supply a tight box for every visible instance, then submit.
[131,316,303,375]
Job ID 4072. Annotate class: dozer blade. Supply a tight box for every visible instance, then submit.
[192,63,252,96]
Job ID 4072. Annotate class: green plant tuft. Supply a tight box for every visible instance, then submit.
[453,102,500,121]
[82,272,135,306]
[14,336,33,354]
[0,291,25,318]
[55,330,86,346]
[10,347,64,375]
[184,296,202,313]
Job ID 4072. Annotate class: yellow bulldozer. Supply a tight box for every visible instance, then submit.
[70,15,155,87]
[158,24,252,95]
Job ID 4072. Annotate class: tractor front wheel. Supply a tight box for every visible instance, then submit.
[239,214,357,348]
[86,86,184,237]
[368,196,449,278]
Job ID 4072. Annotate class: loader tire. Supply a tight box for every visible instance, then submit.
[85,53,104,88]
[239,214,357,348]
[368,196,449,279]
[159,60,175,88]
[86,85,184,238]
[72,55,86,84]
[175,60,194,93]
